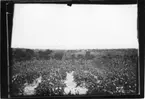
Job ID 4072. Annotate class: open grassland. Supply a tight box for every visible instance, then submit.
[11,49,138,96]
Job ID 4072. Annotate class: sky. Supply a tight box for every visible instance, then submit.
[11,4,138,50]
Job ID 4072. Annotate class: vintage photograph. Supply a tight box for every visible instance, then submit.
[10,4,138,96]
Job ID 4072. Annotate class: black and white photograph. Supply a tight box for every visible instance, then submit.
[9,4,139,97]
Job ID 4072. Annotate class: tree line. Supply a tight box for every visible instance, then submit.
[11,48,96,62]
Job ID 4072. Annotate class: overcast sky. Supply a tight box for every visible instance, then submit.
[11,4,138,50]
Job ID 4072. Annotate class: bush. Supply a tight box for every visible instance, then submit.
[85,51,95,60]
[12,48,34,62]
[38,50,52,60]
[54,52,64,60]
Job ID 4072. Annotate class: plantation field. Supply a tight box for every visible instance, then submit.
[11,48,138,96]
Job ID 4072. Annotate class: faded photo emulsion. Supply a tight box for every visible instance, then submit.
[11,4,138,96]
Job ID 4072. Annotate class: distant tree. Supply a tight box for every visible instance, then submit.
[71,54,75,59]
[38,50,52,60]
[12,48,25,61]
[54,52,64,60]
[45,49,53,55]
[77,54,84,59]
[25,49,35,60]
[85,51,95,60]
[74,51,86,58]
[12,48,34,61]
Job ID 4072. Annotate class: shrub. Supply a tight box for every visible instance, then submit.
[54,52,64,60]
[38,50,52,60]
[12,48,34,62]
[85,51,95,60]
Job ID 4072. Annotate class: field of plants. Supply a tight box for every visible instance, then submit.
[10,48,138,96]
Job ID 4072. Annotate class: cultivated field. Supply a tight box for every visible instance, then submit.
[11,48,138,96]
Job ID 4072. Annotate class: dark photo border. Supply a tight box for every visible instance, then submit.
[1,0,144,98]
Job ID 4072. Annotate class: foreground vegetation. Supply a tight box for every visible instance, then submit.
[11,48,138,96]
